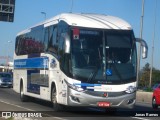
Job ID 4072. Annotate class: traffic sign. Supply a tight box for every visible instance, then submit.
[0,0,15,22]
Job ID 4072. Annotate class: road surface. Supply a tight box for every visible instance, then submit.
[0,88,159,120]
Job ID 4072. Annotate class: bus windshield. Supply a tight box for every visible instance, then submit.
[71,28,136,84]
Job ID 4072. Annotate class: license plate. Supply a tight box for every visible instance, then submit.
[97,102,110,107]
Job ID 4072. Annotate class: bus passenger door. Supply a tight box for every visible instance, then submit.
[57,32,68,105]
[57,21,70,105]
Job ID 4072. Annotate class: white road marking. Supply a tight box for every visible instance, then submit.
[0,100,34,111]
[132,117,150,120]
[0,99,68,120]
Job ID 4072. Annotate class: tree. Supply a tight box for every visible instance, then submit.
[140,63,160,88]
[139,63,150,87]
[142,63,150,71]
[152,69,160,85]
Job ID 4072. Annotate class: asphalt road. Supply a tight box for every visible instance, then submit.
[0,88,159,120]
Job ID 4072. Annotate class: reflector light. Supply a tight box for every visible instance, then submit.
[73,28,80,39]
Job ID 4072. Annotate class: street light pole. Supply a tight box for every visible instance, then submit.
[6,40,12,72]
[70,0,74,13]
[149,0,157,88]
[136,0,145,85]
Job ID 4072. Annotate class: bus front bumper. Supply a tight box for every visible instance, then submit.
[67,88,136,109]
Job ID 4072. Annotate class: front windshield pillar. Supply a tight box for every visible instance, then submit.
[102,31,106,77]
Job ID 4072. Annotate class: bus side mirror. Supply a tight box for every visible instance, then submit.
[136,38,148,59]
[64,33,71,54]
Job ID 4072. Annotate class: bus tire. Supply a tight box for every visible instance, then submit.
[20,80,28,102]
[51,86,63,111]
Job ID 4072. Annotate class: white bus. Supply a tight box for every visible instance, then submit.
[13,13,148,111]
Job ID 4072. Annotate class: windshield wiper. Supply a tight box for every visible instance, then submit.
[111,63,123,82]
[87,57,101,83]
[87,66,99,83]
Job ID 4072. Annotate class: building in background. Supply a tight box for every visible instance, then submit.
[0,62,13,72]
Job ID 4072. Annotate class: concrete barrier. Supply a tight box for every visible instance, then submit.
[136,91,153,104]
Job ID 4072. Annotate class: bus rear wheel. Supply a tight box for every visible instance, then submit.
[51,87,63,111]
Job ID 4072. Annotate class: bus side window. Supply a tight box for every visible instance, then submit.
[48,26,54,52]
[57,21,71,75]
[57,22,65,58]
[48,26,58,54]
[15,36,20,55]
[58,33,65,57]
[58,33,71,76]
[53,27,58,54]
[44,27,49,51]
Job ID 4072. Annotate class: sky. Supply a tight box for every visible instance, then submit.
[0,0,160,69]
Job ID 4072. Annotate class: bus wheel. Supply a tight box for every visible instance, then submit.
[51,87,62,111]
[20,81,28,102]
[152,97,158,109]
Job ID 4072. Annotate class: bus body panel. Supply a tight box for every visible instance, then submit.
[13,13,145,109]
[68,88,136,108]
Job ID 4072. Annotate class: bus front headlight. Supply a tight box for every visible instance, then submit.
[64,79,84,92]
[125,86,136,94]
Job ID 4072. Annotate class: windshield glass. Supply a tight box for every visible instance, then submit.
[104,31,136,84]
[0,73,12,78]
[71,28,136,84]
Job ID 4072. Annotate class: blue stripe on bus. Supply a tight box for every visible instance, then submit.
[14,57,49,69]
[74,83,101,91]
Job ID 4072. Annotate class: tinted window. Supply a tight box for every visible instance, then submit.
[15,25,45,55]
[0,73,12,78]
[48,26,58,54]
[70,29,136,84]
[44,27,49,51]
[57,21,70,75]
[105,33,133,63]
[57,21,68,58]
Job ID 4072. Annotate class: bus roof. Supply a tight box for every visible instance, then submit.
[17,13,132,36]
